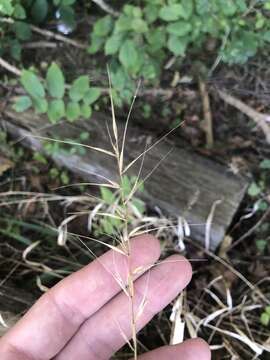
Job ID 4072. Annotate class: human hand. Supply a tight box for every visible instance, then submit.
[0,235,211,359]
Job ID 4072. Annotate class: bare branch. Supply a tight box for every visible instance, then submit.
[0,17,87,49]
[92,0,120,17]
[0,57,21,76]
[217,89,270,144]
[199,79,214,148]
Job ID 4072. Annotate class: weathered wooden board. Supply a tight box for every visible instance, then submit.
[1,109,248,250]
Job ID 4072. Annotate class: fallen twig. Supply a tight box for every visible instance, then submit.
[0,17,87,49]
[217,89,270,144]
[22,41,58,49]
[199,79,214,148]
[92,0,120,17]
[0,57,21,76]
[30,24,87,49]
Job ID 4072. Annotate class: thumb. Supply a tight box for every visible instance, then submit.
[137,338,211,360]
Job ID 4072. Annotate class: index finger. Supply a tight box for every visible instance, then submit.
[0,235,160,360]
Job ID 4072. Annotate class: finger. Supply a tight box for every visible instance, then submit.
[0,235,160,360]
[138,339,211,360]
[55,255,192,360]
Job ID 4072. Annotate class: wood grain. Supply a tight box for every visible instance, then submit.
[1,110,249,250]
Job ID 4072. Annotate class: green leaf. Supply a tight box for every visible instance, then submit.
[13,4,26,19]
[60,171,69,185]
[83,87,101,105]
[142,59,159,80]
[33,152,48,165]
[266,306,270,315]
[101,218,115,235]
[122,175,132,197]
[123,4,141,17]
[255,16,265,30]
[88,34,104,54]
[222,31,258,64]
[13,21,32,41]
[263,31,270,43]
[146,27,167,51]
[100,187,115,205]
[119,39,140,73]
[0,0,14,15]
[105,33,123,55]
[59,5,76,29]
[66,101,80,121]
[62,0,76,5]
[46,62,65,98]
[195,0,211,15]
[48,100,65,123]
[260,159,270,169]
[168,35,188,56]
[166,21,192,36]
[145,4,159,23]
[115,15,132,32]
[235,0,247,11]
[80,104,92,119]
[258,201,268,211]
[32,97,48,114]
[180,1,193,20]
[31,0,48,23]
[69,76,89,101]
[13,96,32,112]
[21,70,45,98]
[93,15,113,37]
[221,0,237,16]
[264,1,270,10]
[248,182,261,197]
[159,5,183,21]
[132,198,145,215]
[260,312,270,327]
[256,239,267,253]
[79,132,90,141]
[10,40,22,60]
[131,18,148,33]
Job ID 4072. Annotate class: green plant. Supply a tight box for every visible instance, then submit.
[260,306,270,327]
[49,167,70,185]
[3,1,270,107]
[33,152,48,165]
[43,135,88,156]
[0,129,25,162]
[0,0,78,60]
[95,175,145,236]
[88,0,270,102]
[248,158,270,198]
[12,63,101,123]
[248,181,262,197]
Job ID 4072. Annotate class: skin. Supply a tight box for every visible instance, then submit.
[0,235,211,360]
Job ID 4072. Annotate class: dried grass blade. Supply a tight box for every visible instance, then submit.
[31,135,115,157]
[119,80,141,174]
[205,324,265,355]
[69,232,126,255]
[123,122,183,174]
[107,67,119,156]
[205,199,222,251]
